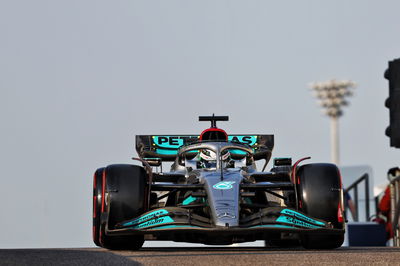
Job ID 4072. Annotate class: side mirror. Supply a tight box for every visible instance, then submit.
[178,155,185,166]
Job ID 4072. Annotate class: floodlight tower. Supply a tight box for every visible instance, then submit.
[310,79,356,165]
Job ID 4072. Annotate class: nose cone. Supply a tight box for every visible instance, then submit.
[203,171,242,227]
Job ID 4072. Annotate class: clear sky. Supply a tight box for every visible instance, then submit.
[1,0,399,248]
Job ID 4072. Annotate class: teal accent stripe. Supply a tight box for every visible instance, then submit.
[156,149,178,155]
[136,224,321,231]
[276,216,320,228]
[148,225,202,230]
[131,216,174,229]
[281,209,325,226]
[122,209,169,226]
[251,224,297,229]
[229,149,247,155]
[182,196,197,205]
[145,224,306,230]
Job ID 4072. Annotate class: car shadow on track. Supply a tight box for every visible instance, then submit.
[0,249,141,266]
[118,246,400,258]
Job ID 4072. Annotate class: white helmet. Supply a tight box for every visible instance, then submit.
[221,150,231,161]
[200,149,217,161]
[198,149,231,169]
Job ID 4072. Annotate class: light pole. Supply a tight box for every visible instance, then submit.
[310,79,356,165]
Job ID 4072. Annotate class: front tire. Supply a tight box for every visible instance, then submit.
[95,164,147,250]
[296,163,345,249]
[92,168,104,247]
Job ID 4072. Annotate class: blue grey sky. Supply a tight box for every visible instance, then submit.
[1,1,399,248]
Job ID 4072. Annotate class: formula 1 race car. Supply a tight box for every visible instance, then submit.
[92,115,345,250]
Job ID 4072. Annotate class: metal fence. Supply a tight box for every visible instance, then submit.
[343,172,400,246]
[344,173,370,222]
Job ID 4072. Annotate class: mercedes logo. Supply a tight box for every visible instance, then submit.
[217,212,236,219]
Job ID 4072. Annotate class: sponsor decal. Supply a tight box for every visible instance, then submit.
[153,136,187,149]
[153,136,199,149]
[228,135,257,146]
[276,216,320,228]
[152,135,258,149]
[122,209,169,227]
[132,216,174,229]
[213,181,236,190]
[280,209,325,226]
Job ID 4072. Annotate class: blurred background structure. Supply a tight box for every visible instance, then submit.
[383,59,400,246]
[310,79,356,165]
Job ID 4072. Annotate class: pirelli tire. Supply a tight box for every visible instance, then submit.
[92,167,105,247]
[99,164,147,250]
[296,163,345,249]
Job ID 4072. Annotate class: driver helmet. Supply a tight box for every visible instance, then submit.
[198,149,231,168]
[221,150,231,162]
[199,149,217,168]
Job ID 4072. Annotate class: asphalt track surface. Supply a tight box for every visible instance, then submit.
[1,247,400,266]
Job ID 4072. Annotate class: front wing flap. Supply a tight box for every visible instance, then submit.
[109,207,342,236]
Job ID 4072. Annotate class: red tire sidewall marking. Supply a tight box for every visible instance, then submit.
[99,168,106,246]
[92,172,97,242]
[93,172,97,219]
[101,168,106,212]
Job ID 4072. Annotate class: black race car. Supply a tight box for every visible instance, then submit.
[92,115,345,250]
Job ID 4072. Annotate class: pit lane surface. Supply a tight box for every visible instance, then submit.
[1,247,399,265]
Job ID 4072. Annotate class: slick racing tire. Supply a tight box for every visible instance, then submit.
[97,164,147,250]
[92,167,105,247]
[296,163,345,249]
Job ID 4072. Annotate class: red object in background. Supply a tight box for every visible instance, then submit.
[379,186,393,239]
